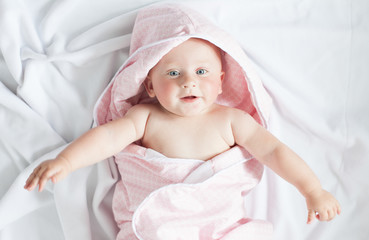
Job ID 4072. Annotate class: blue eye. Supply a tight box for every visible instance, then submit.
[196,69,207,75]
[168,70,180,76]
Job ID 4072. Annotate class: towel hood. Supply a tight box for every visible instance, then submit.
[94,3,271,127]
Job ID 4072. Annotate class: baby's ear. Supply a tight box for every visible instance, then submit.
[143,76,156,98]
[218,71,225,94]
[220,71,225,81]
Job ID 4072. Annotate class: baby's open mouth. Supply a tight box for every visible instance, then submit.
[181,95,199,102]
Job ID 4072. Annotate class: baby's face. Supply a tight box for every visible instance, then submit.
[145,38,224,117]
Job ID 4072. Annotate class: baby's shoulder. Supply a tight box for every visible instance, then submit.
[213,105,256,129]
[127,102,167,118]
[128,102,160,112]
[125,103,156,118]
[213,104,251,118]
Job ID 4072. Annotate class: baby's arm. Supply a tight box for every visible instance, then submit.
[231,109,341,224]
[24,105,150,192]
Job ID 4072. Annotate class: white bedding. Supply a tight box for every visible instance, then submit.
[1,0,368,239]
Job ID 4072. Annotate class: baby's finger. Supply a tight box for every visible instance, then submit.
[327,208,336,221]
[337,203,342,215]
[24,174,33,189]
[37,167,60,192]
[38,179,47,192]
[317,210,328,221]
[52,170,65,183]
[307,209,316,224]
[24,171,40,191]
[37,172,50,192]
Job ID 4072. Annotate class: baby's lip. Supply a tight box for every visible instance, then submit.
[180,95,200,102]
[181,95,197,99]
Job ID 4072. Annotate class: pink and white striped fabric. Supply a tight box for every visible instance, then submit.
[94,3,273,239]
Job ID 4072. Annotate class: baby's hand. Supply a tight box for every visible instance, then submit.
[24,156,72,192]
[305,188,341,224]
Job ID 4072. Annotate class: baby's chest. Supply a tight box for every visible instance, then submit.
[142,118,233,160]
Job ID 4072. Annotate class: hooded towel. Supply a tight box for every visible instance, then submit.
[94,3,273,240]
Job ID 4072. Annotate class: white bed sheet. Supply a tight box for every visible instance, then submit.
[1,0,368,239]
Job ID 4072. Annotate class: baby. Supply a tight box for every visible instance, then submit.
[25,37,340,226]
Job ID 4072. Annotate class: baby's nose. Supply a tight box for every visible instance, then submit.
[181,76,196,88]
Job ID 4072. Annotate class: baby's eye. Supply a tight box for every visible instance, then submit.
[168,70,180,76]
[196,69,207,75]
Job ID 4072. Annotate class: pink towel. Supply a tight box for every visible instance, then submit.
[114,145,273,239]
[94,3,273,239]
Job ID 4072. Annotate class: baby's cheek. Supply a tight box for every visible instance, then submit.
[155,84,177,103]
[204,80,222,96]
[160,84,177,96]
[217,81,223,94]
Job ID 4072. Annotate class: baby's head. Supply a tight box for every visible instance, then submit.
[144,38,224,117]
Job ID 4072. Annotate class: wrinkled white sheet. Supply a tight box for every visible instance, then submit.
[1,0,368,239]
